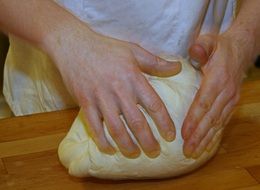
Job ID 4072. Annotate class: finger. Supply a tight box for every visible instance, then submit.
[97,93,141,158]
[181,73,224,141]
[135,75,176,142]
[205,102,235,153]
[206,128,224,153]
[223,110,234,126]
[184,35,219,140]
[222,93,240,126]
[191,126,222,159]
[81,107,116,155]
[204,95,239,153]
[190,127,216,158]
[130,44,181,77]
[189,34,217,66]
[183,84,236,157]
[117,90,161,158]
[189,44,209,66]
[209,89,238,129]
[190,94,239,157]
[104,113,141,158]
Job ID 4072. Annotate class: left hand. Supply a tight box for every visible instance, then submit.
[181,33,253,158]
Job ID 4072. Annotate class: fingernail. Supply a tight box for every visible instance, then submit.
[158,58,180,67]
[192,147,204,159]
[191,151,198,159]
[206,141,214,152]
[165,131,175,142]
[148,149,161,158]
[184,143,195,158]
[157,58,168,66]
[103,145,116,155]
[124,148,141,159]
[206,129,223,152]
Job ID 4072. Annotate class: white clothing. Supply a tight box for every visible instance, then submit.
[3,0,236,115]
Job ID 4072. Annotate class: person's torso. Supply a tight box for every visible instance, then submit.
[57,0,235,57]
[3,0,237,115]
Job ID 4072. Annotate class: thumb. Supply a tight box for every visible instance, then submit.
[130,45,182,77]
[189,34,217,66]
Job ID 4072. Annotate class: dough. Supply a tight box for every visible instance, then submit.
[58,58,222,179]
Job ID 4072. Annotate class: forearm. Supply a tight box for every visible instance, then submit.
[0,0,93,53]
[225,0,260,62]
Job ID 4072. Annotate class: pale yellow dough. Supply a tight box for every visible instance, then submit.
[58,58,222,179]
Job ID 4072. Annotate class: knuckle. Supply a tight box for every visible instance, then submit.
[206,114,217,125]
[189,138,199,149]
[194,123,211,141]
[109,125,122,140]
[147,97,163,113]
[192,130,202,141]
[111,81,128,98]
[227,84,237,98]
[130,119,145,133]
[213,124,223,132]
[215,118,222,126]
[198,99,211,111]
[213,125,224,136]
[228,93,240,109]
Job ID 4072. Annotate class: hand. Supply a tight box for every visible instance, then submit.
[47,24,181,158]
[182,33,253,158]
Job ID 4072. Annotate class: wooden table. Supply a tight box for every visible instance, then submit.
[0,70,260,190]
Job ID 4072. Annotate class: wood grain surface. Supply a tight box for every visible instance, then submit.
[0,67,259,190]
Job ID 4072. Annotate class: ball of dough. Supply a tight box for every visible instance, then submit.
[58,58,221,179]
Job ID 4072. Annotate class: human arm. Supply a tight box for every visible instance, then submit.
[0,0,181,158]
[182,0,260,158]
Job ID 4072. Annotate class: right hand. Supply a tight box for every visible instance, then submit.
[46,24,181,158]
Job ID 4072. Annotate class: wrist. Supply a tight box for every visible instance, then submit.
[223,26,256,67]
[41,18,96,67]
[224,0,260,62]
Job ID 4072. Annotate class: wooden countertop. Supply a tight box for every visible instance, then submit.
[0,69,260,190]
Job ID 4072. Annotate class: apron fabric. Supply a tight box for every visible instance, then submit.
[3,0,236,116]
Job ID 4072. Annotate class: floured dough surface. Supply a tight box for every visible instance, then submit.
[58,58,221,179]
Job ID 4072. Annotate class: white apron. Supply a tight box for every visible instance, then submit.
[3,0,236,116]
